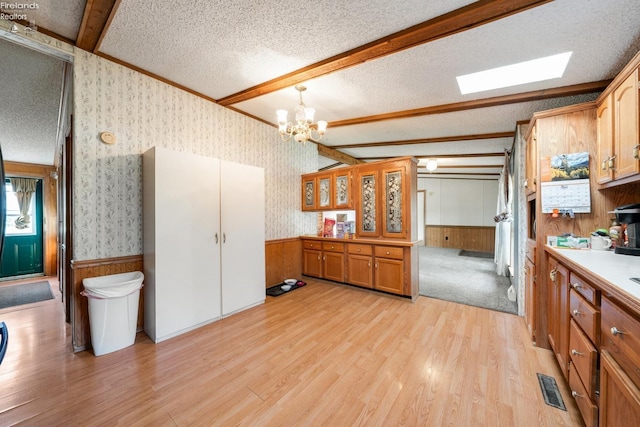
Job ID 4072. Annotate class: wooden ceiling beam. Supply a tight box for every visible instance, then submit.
[329,80,611,127]
[76,0,120,52]
[330,132,514,149]
[216,0,552,106]
[316,144,364,165]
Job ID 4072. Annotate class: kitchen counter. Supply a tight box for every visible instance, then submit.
[546,245,640,313]
[300,235,420,247]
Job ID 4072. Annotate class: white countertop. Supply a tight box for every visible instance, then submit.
[547,245,640,302]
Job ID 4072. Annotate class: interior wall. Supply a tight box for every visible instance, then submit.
[419,178,499,227]
[72,49,318,262]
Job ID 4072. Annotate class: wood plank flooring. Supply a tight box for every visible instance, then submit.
[0,277,583,426]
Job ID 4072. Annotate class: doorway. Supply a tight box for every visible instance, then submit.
[0,178,44,278]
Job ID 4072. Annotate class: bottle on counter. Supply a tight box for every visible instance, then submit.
[609,218,622,249]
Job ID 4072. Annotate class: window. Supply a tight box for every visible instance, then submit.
[5,181,36,236]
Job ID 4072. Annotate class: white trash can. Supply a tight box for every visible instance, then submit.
[82,271,144,356]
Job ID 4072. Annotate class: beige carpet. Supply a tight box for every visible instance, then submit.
[419,247,517,314]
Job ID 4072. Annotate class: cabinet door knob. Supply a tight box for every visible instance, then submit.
[571,282,581,289]
[634,144,640,160]
[571,391,583,399]
[601,159,608,171]
[357,248,361,252]
[331,246,334,249]
[323,256,326,261]
[571,349,583,356]
[572,309,581,316]
[608,155,616,170]
[611,326,624,336]
[215,233,219,244]
[368,261,371,267]
[549,269,557,281]
[386,251,390,255]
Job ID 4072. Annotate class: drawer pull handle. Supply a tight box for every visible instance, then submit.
[571,349,583,356]
[357,248,361,252]
[572,309,581,316]
[571,282,581,289]
[571,391,583,399]
[611,327,624,337]
[386,251,390,255]
[634,144,640,159]
[323,256,326,261]
[368,261,371,267]
[331,246,334,249]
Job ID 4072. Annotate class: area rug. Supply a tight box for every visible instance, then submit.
[459,249,494,259]
[0,281,54,309]
[419,247,517,315]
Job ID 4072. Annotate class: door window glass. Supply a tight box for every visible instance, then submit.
[4,181,36,236]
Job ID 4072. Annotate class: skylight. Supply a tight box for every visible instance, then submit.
[456,52,573,95]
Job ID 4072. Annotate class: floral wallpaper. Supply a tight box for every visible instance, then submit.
[73,49,317,261]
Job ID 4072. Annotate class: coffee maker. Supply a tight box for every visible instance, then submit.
[613,203,640,256]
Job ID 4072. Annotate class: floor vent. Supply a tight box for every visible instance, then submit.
[537,373,566,411]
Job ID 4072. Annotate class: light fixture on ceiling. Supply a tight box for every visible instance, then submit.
[276,85,327,144]
[456,51,573,95]
[425,159,438,172]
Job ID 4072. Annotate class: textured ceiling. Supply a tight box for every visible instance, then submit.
[0,38,65,166]
[2,0,640,174]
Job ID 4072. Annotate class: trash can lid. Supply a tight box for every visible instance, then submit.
[82,271,144,298]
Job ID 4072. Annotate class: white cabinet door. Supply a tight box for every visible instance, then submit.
[220,160,265,315]
[143,147,221,342]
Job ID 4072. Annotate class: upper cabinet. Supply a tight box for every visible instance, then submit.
[333,170,353,209]
[302,157,417,241]
[596,64,640,187]
[525,124,538,195]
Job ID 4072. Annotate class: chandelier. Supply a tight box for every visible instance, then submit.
[277,85,327,144]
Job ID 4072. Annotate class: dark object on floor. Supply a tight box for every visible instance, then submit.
[459,250,494,259]
[266,281,306,297]
[0,321,7,365]
[537,373,566,411]
[0,281,54,309]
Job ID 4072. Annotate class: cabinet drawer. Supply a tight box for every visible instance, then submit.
[570,289,600,345]
[569,319,598,400]
[322,242,345,252]
[347,243,372,256]
[601,296,640,390]
[302,240,322,250]
[569,272,598,306]
[569,367,598,427]
[374,245,404,260]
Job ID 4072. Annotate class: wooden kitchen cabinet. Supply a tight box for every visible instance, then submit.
[524,254,536,343]
[322,242,345,282]
[347,244,373,288]
[596,66,640,186]
[548,256,570,380]
[374,245,404,294]
[380,161,411,239]
[333,170,353,209]
[355,165,381,238]
[302,240,322,276]
[525,124,537,194]
[599,350,640,427]
[302,174,317,211]
[301,172,334,211]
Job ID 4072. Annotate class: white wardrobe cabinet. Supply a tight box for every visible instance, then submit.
[143,147,265,343]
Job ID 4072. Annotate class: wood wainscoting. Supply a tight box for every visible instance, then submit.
[425,225,495,252]
[265,237,302,288]
[70,255,144,352]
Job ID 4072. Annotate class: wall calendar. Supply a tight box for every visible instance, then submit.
[540,151,591,214]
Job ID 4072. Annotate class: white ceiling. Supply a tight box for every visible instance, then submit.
[1,0,639,176]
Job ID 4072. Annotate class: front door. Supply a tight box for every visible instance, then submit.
[0,179,44,278]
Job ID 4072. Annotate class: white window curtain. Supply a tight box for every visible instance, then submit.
[10,178,37,229]
[494,152,513,277]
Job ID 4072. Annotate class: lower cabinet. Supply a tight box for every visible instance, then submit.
[599,350,640,427]
[303,238,414,297]
[301,240,345,282]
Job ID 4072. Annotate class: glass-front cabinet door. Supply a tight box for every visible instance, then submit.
[381,162,409,239]
[356,166,380,238]
[318,174,332,209]
[333,170,352,209]
[301,175,317,211]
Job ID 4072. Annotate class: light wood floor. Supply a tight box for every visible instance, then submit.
[0,277,583,426]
